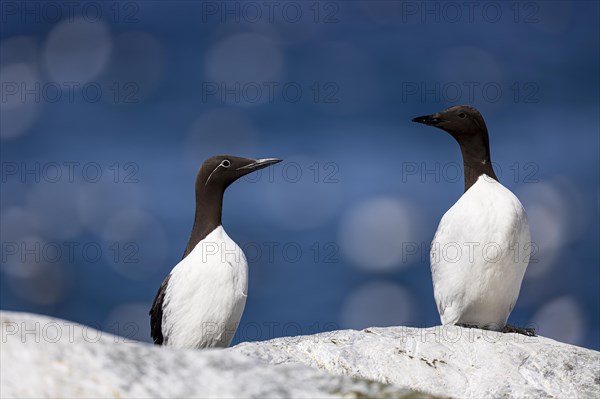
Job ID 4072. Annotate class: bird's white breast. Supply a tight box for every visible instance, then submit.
[162,226,248,349]
[430,175,530,330]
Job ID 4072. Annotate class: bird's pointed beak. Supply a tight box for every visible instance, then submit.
[412,113,443,126]
[237,158,282,172]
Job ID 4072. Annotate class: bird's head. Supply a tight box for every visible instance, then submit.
[196,155,282,192]
[412,105,497,191]
[411,105,488,139]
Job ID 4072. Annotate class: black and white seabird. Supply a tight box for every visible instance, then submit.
[412,106,534,336]
[150,155,282,348]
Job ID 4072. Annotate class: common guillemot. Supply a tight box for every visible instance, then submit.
[412,106,534,336]
[150,155,282,348]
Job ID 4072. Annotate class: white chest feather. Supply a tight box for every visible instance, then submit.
[430,175,530,330]
[162,226,248,349]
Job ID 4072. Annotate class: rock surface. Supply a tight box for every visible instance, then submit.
[0,311,429,399]
[2,311,599,398]
[232,325,600,398]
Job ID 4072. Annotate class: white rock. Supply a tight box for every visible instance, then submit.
[0,311,425,399]
[3,311,598,398]
[231,325,600,398]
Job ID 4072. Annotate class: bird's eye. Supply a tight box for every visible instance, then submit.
[459,113,466,119]
[222,160,231,168]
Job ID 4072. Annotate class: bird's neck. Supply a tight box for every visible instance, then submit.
[183,189,223,258]
[456,134,498,192]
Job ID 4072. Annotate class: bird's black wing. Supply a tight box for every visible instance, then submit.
[149,274,171,345]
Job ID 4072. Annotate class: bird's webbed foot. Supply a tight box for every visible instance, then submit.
[456,323,480,329]
[502,324,536,337]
